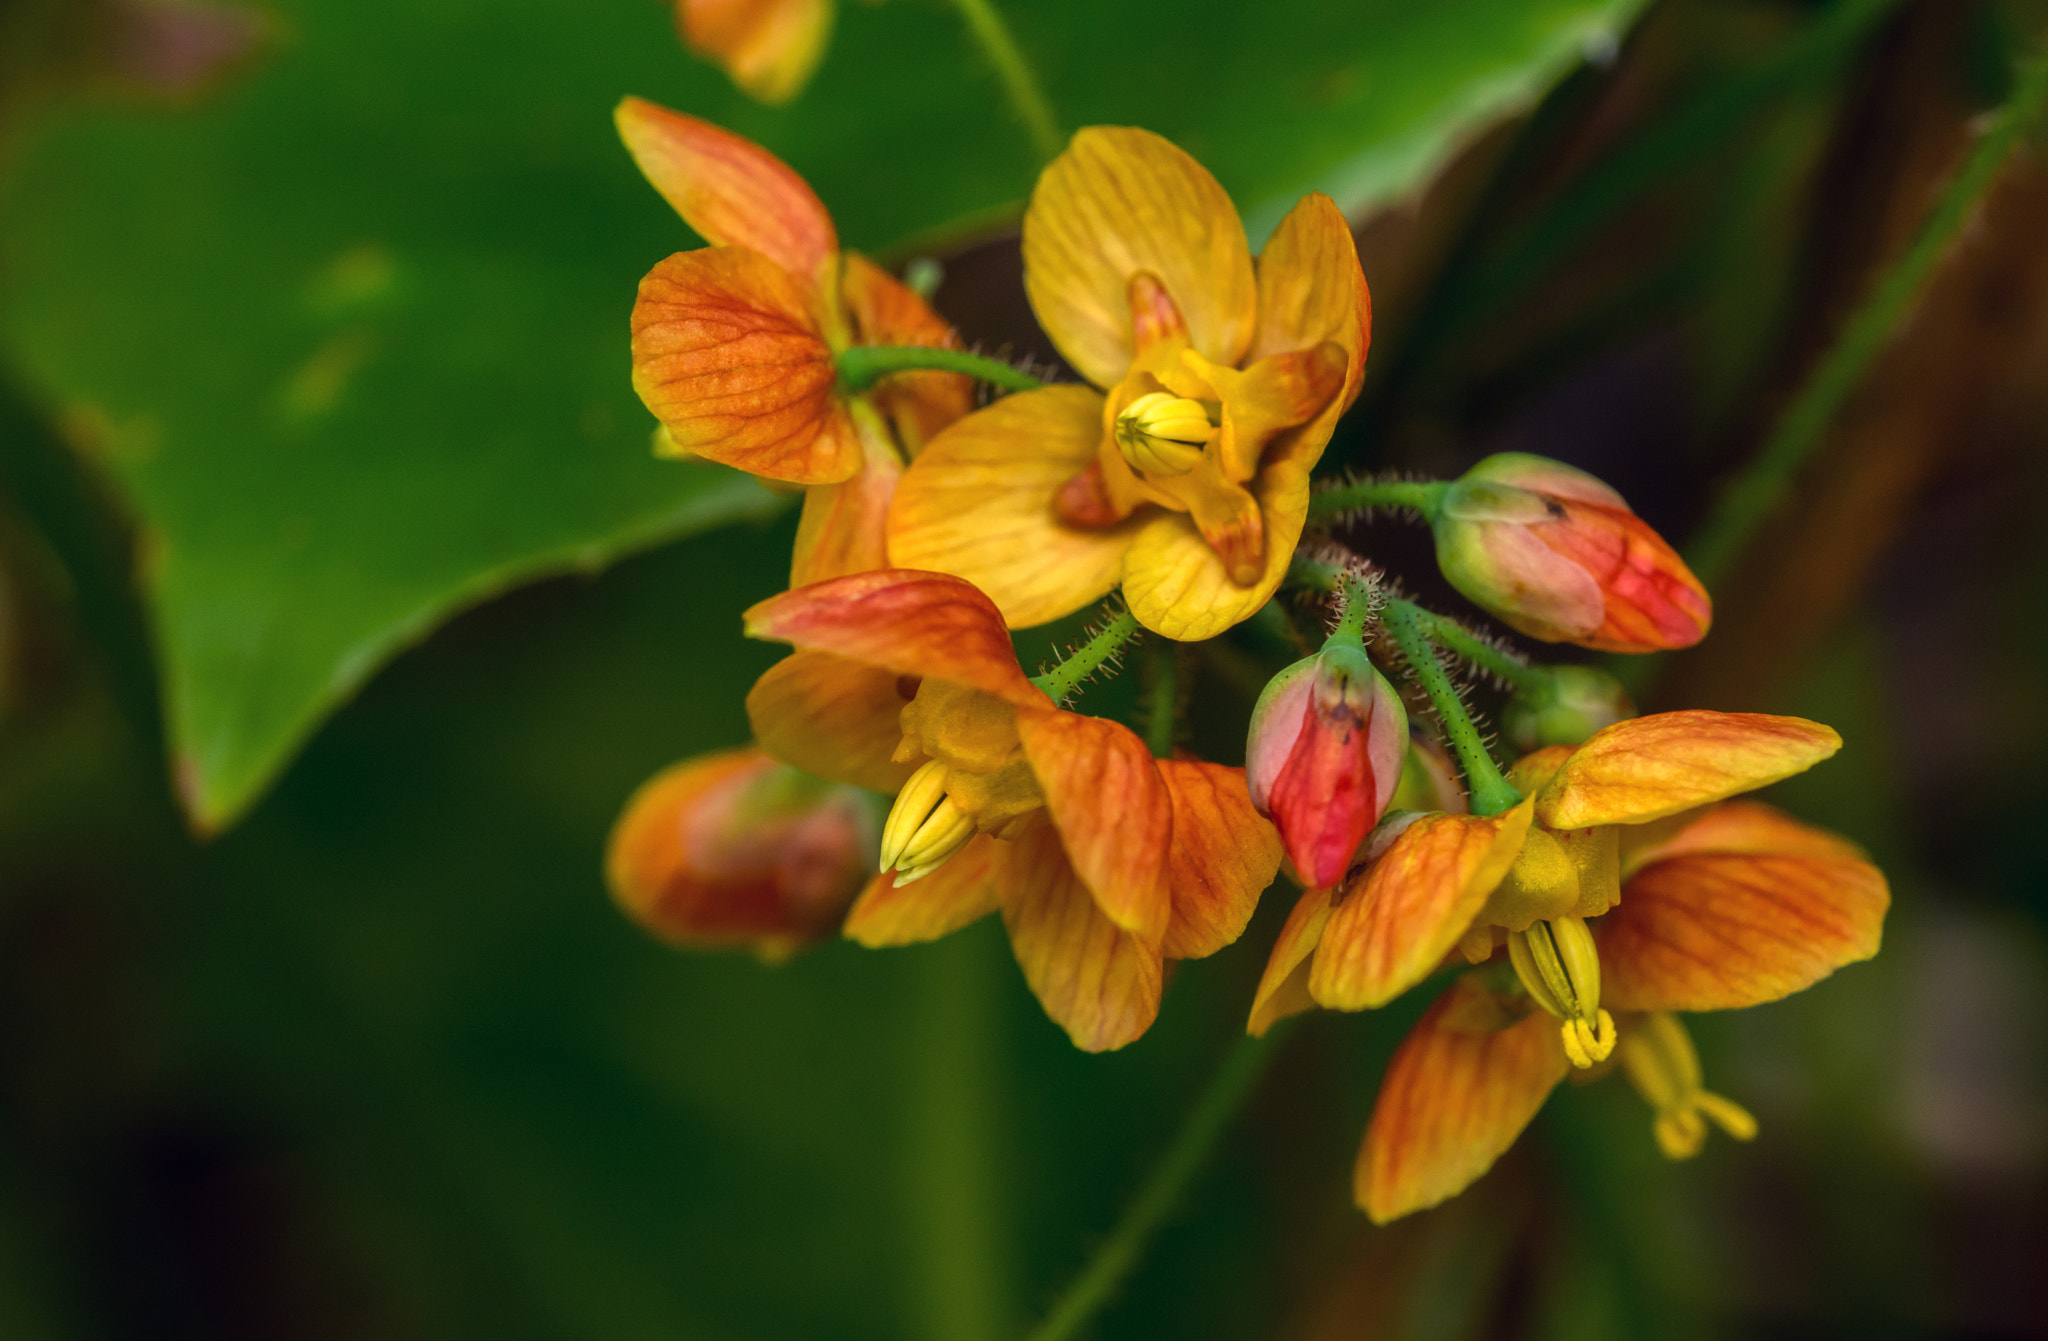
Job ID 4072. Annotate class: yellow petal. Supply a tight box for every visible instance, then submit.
[1017,708,1172,944]
[673,0,834,106]
[1537,711,1843,830]
[1355,976,1568,1223]
[844,833,1002,946]
[745,650,918,793]
[1249,191,1371,416]
[1121,462,1309,641]
[887,385,1140,628]
[1001,819,1165,1052]
[1248,885,1334,1037]
[1157,760,1283,960]
[1022,127,1256,388]
[1308,805,1532,1011]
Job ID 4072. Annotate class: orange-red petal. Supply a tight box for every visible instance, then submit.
[744,569,1045,708]
[672,0,834,106]
[1308,805,1533,1011]
[788,405,901,584]
[745,649,918,793]
[1536,711,1843,830]
[1017,709,1172,944]
[1156,760,1283,960]
[1248,885,1334,1037]
[842,253,974,453]
[630,246,857,485]
[1001,819,1165,1052]
[615,97,836,284]
[1022,127,1256,388]
[843,833,1002,946]
[1355,977,1568,1223]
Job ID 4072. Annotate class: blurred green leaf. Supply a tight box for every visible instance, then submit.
[0,0,1646,832]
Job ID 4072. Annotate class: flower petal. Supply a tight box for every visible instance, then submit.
[1308,805,1533,1011]
[1248,885,1334,1037]
[1537,712,1843,829]
[789,407,901,584]
[631,246,857,484]
[1624,798,1871,870]
[744,569,1045,707]
[673,0,835,105]
[842,253,974,454]
[615,97,836,285]
[1355,977,1567,1223]
[1001,819,1165,1052]
[1249,191,1371,416]
[1017,709,1172,944]
[843,833,1002,946]
[1022,127,1256,388]
[1601,817,1888,1013]
[1121,461,1309,641]
[887,386,1139,628]
[745,649,918,793]
[1157,760,1283,960]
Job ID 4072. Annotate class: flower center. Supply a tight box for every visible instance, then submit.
[1113,392,1217,476]
[1507,914,1616,1068]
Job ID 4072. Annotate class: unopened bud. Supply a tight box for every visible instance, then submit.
[1114,392,1216,476]
[1432,453,1710,653]
[1246,645,1409,887]
[1503,665,1635,751]
[606,747,877,960]
[1508,914,1615,1068]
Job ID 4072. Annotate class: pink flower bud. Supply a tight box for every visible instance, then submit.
[606,746,877,960]
[1246,645,1410,887]
[1432,453,1710,652]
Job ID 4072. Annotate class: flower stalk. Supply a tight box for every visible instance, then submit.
[836,344,1046,395]
[1379,599,1521,816]
[1307,478,1446,521]
[1031,607,1141,703]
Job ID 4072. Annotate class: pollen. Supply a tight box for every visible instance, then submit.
[1114,392,1216,476]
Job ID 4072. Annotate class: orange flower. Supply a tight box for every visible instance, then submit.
[1246,713,1887,1221]
[673,0,834,105]
[619,99,972,584]
[743,569,1282,1050]
[606,746,877,960]
[887,127,1370,641]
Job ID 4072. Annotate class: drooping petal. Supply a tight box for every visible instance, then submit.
[1022,127,1256,388]
[789,406,901,584]
[1120,453,1310,640]
[1001,819,1165,1052]
[615,97,836,285]
[1355,977,1568,1223]
[745,649,918,793]
[841,253,974,454]
[672,0,834,106]
[1248,885,1334,1037]
[843,833,1002,946]
[1017,709,1171,944]
[630,247,858,484]
[745,569,1045,707]
[1601,816,1889,1013]
[887,386,1140,628]
[1308,805,1533,1011]
[1537,712,1843,829]
[1156,760,1283,960]
[1249,191,1371,416]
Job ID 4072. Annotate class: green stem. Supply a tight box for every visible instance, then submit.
[1031,608,1140,703]
[1381,601,1521,816]
[1403,603,1542,692]
[944,0,1062,165]
[1686,41,2048,585]
[838,344,1045,396]
[1306,478,1445,521]
[1025,1027,1285,1341]
[1142,638,1177,759]
[1326,569,1374,650]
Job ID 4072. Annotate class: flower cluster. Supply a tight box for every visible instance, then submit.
[602,108,1889,1220]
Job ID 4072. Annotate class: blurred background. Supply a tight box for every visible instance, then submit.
[2,0,2046,1336]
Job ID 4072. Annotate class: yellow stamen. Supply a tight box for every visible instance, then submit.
[1508,915,1616,1068]
[1114,392,1216,476]
[879,758,949,873]
[891,797,975,886]
[1618,1012,1757,1160]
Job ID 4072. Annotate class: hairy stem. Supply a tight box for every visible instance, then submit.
[1306,478,1446,521]
[1031,608,1140,702]
[837,344,1045,395]
[1407,604,1542,691]
[1381,600,1521,815]
[1326,568,1375,650]
[945,0,1062,164]
[1143,638,1177,759]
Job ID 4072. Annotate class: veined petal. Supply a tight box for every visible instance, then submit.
[1001,819,1165,1052]
[1249,192,1371,416]
[842,253,974,453]
[1023,127,1256,388]
[1624,798,1871,872]
[1537,712,1843,829]
[789,405,901,584]
[1355,977,1568,1223]
[888,386,1139,628]
[844,833,1002,946]
[745,569,1044,707]
[615,97,835,285]
[1017,709,1172,944]
[1121,448,1311,640]
[1601,817,1888,1013]
[1157,761,1282,960]
[673,0,835,106]
[1309,806,1533,1011]
[745,650,918,793]
[1248,885,1334,1037]
[631,247,857,485]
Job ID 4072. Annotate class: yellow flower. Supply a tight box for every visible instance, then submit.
[886,127,1371,640]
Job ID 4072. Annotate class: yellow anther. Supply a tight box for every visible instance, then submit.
[880,758,950,873]
[891,797,976,886]
[1618,1012,1757,1159]
[1114,392,1215,476]
[1508,915,1614,1068]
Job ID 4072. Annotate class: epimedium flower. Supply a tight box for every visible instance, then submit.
[741,568,1283,1050]
[1430,453,1711,653]
[606,745,878,961]
[671,0,833,105]
[618,99,972,584]
[1245,712,1887,1221]
[886,127,1371,641]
